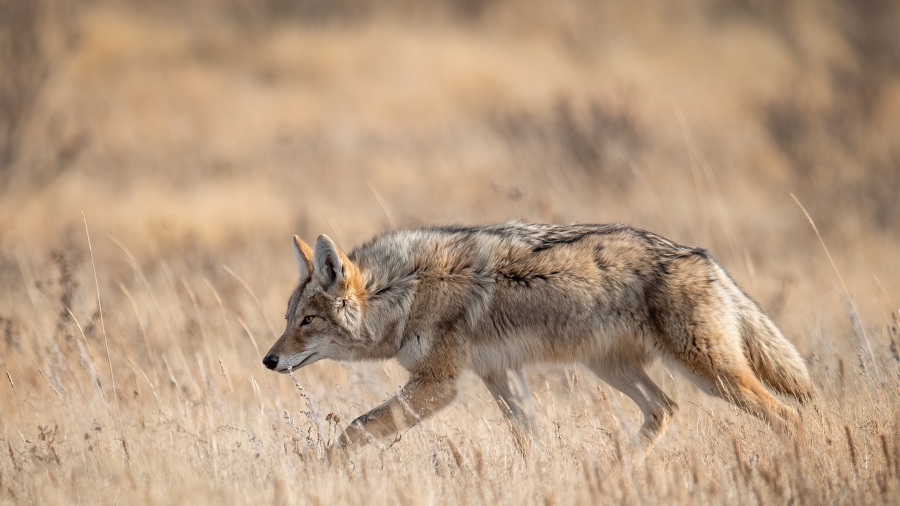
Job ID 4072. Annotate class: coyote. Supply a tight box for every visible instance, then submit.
[263,222,811,451]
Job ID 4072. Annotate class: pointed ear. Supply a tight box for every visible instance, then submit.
[292,235,314,282]
[313,234,349,289]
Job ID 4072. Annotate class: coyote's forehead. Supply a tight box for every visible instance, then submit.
[285,283,306,318]
[287,281,340,319]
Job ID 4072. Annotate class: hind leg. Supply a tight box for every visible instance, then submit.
[587,358,678,449]
[480,369,536,433]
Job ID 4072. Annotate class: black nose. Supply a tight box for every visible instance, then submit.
[262,355,279,370]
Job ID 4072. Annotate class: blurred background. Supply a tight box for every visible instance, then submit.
[1,0,899,372]
[1,1,900,502]
[3,0,898,336]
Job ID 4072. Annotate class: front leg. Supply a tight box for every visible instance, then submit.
[333,327,468,453]
[336,374,459,451]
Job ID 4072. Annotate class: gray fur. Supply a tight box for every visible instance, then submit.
[264,221,812,452]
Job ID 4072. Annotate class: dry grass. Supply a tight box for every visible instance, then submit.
[2,0,900,504]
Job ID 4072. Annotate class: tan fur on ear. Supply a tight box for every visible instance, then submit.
[293,236,314,281]
[340,259,365,301]
[313,235,364,297]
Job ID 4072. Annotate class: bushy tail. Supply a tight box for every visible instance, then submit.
[740,308,813,402]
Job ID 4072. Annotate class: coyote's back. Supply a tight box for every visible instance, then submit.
[263,221,811,453]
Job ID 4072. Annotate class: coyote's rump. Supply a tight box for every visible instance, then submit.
[263,221,811,451]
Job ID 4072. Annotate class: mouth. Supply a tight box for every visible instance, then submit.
[276,352,319,373]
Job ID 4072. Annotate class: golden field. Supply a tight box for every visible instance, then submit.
[1,0,899,503]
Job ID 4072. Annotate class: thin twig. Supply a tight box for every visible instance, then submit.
[321,212,347,250]
[6,372,27,443]
[205,279,236,356]
[118,283,154,371]
[670,98,710,246]
[223,265,276,340]
[236,316,262,360]
[790,194,878,377]
[67,307,113,420]
[83,212,125,460]
[366,180,397,229]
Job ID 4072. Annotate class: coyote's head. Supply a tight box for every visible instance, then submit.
[262,234,366,373]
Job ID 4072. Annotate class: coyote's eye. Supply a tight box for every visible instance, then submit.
[301,315,315,326]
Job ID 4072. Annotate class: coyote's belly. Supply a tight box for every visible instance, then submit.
[465,321,640,376]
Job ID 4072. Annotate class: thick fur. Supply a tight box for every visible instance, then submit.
[264,221,812,451]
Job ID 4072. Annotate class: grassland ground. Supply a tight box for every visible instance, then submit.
[1,0,900,504]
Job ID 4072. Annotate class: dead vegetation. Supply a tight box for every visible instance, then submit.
[1,0,900,504]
